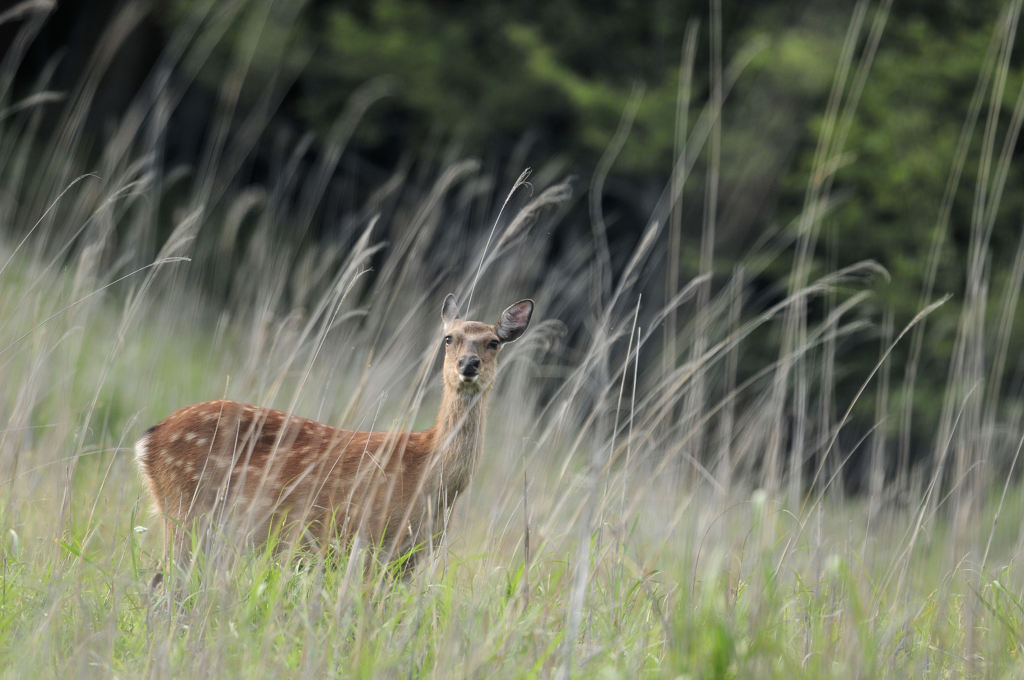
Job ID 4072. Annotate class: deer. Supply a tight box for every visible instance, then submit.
[134,294,533,576]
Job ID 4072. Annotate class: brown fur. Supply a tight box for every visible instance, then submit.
[135,296,533,569]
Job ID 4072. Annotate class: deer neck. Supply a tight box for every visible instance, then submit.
[432,386,487,500]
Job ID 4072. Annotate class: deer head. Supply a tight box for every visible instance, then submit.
[440,294,533,395]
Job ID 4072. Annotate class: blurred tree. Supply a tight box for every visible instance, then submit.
[5,0,1024,474]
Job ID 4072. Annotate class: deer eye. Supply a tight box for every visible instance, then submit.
[444,335,452,346]
[487,339,500,350]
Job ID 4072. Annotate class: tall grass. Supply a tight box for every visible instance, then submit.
[2,1,1024,677]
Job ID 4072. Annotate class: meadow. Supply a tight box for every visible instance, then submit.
[3,2,1024,678]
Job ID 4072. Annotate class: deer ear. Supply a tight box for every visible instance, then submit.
[496,299,534,342]
[441,294,460,324]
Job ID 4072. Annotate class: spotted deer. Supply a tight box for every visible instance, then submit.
[135,294,533,572]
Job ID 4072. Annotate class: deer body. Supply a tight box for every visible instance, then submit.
[135,295,533,567]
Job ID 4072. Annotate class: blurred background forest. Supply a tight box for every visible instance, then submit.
[2,0,1023,489]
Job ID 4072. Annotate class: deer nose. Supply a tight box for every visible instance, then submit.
[458,355,480,376]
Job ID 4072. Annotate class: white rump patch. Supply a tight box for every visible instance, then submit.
[134,434,149,469]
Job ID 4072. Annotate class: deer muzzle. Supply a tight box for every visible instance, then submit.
[457,355,480,381]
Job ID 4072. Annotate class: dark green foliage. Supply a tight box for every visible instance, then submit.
[8,0,1024,470]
